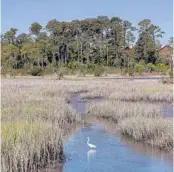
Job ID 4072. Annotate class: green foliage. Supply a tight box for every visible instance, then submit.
[1,17,168,76]
[139,59,145,66]
[135,19,164,64]
[23,63,31,73]
[154,63,169,73]
[29,66,43,76]
[30,22,42,36]
[128,48,135,76]
[128,67,134,76]
[156,56,169,65]
[94,65,105,77]
[146,63,155,72]
[68,61,79,70]
[135,63,145,74]
[87,63,96,74]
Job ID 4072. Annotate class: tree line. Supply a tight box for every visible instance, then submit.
[1,16,173,76]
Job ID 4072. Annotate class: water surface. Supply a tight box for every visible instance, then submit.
[63,123,172,172]
[63,94,173,172]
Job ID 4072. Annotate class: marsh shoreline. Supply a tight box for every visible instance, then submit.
[2,78,172,172]
[69,93,173,159]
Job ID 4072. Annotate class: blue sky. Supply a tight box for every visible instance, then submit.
[1,0,173,45]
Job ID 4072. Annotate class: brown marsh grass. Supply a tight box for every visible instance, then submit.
[1,79,83,172]
[78,79,172,103]
[1,78,173,171]
[87,101,162,122]
[118,117,173,150]
[86,100,173,150]
[109,89,173,103]
[81,79,172,151]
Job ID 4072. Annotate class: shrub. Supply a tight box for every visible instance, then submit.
[146,63,155,72]
[76,64,87,76]
[135,63,145,74]
[139,59,146,66]
[156,56,169,65]
[67,61,79,71]
[87,63,96,74]
[128,59,135,76]
[28,66,42,76]
[128,67,134,76]
[155,63,169,74]
[94,65,105,77]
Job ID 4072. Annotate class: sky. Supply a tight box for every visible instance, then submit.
[1,0,173,45]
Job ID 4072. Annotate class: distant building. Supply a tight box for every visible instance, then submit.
[159,45,171,57]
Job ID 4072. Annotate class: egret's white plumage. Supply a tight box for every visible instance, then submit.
[87,137,96,149]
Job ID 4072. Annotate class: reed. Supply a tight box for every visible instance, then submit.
[2,78,173,171]
[86,100,173,150]
[1,80,80,172]
[118,117,173,150]
[87,101,162,122]
[109,89,173,103]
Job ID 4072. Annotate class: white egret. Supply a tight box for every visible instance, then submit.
[87,137,96,149]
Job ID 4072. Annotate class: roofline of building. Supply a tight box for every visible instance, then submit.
[160,44,170,50]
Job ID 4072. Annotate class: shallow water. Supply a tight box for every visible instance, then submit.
[62,94,173,172]
[63,124,172,172]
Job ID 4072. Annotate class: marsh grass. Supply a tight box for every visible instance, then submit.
[109,89,173,103]
[86,100,173,150]
[118,117,173,150]
[80,89,111,99]
[87,101,162,122]
[1,80,81,172]
[2,78,173,171]
[2,121,64,172]
[77,80,172,103]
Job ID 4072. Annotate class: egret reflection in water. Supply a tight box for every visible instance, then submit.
[87,149,96,162]
[62,94,173,172]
